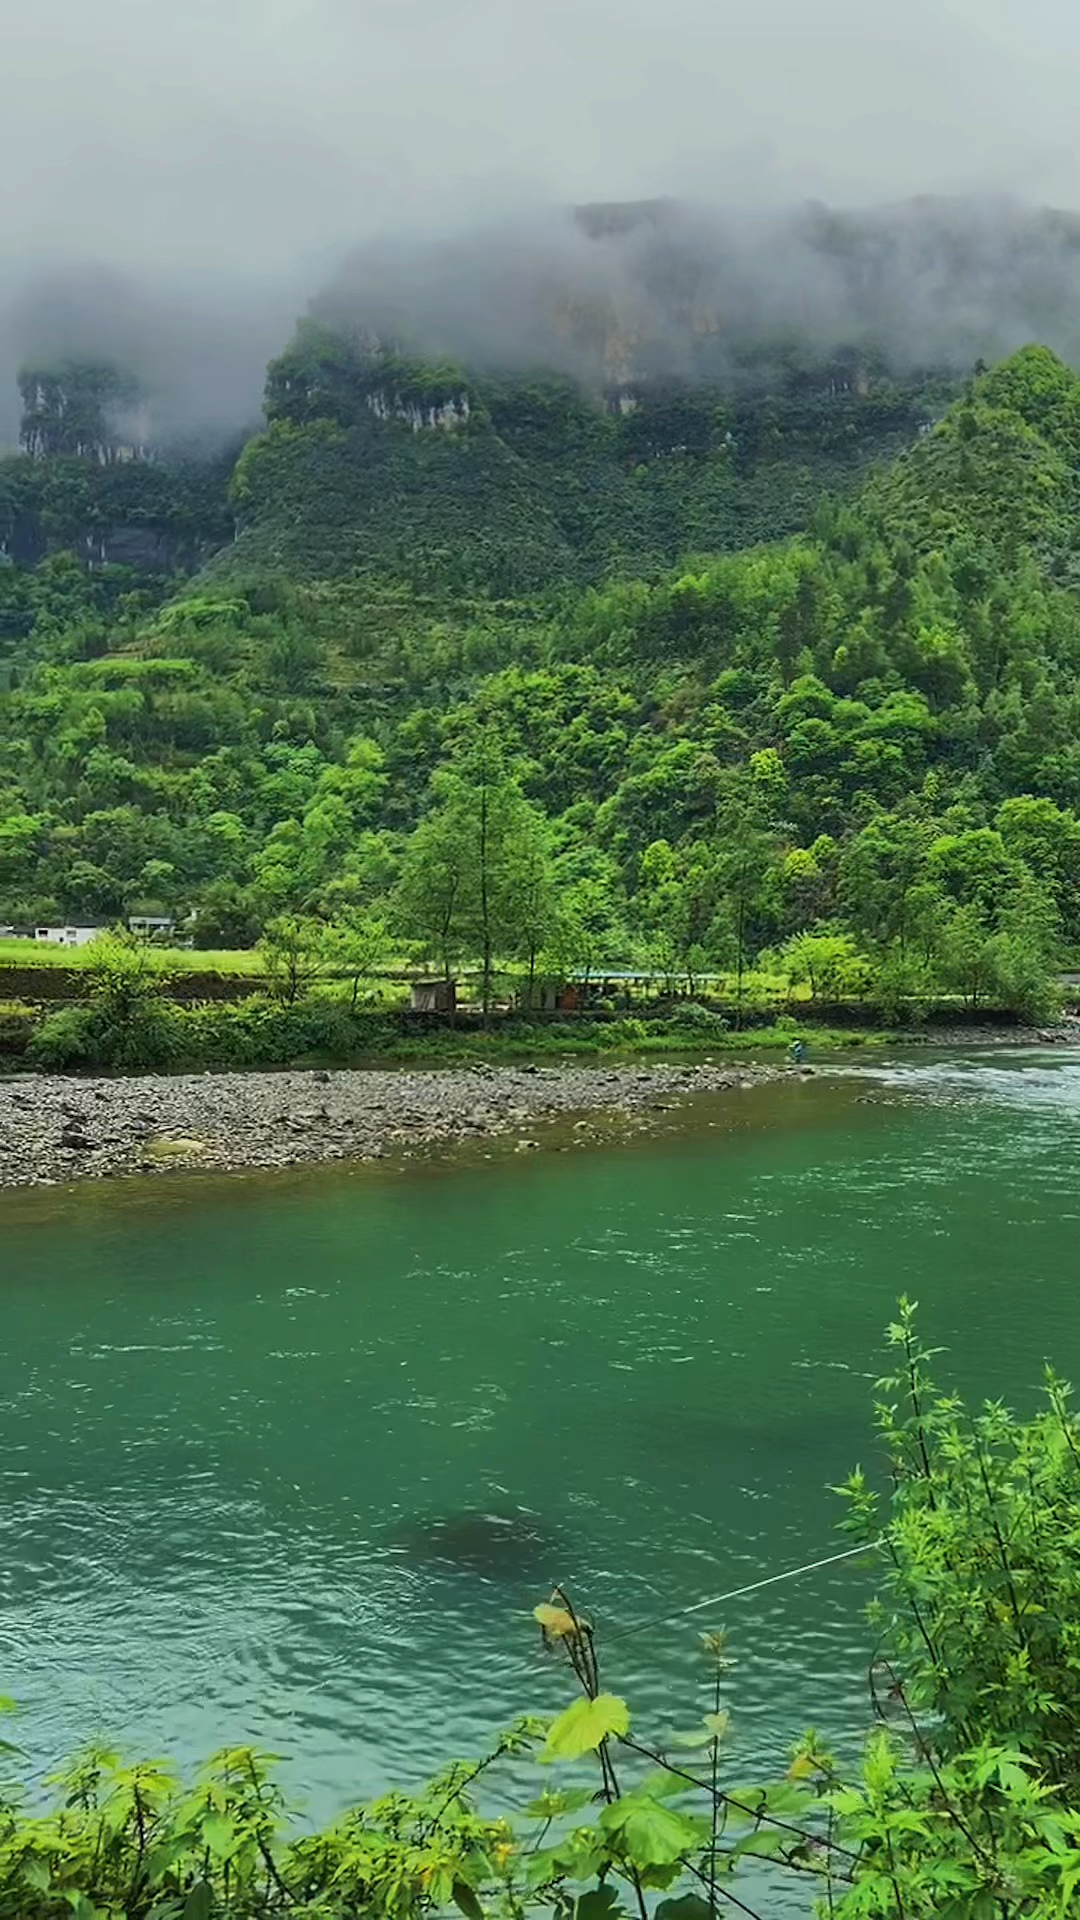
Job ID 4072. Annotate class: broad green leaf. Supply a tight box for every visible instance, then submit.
[599,1793,702,1867]
[670,1710,730,1750]
[637,1862,683,1891]
[202,1811,236,1857]
[575,1888,626,1920]
[452,1879,485,1920]
[993,1752,1036,1795]
[527,1833,610,1888]
[825,1787,868,1816]
[62,1896,103,1920]
[183,1887,214,1920]
[656,1896,714,1920]
[524,1844,570,1890]
[726,1780,813,1821]
[542,1694,630,1762]
[637,1769,695,1800]
[731,1828,789,1862]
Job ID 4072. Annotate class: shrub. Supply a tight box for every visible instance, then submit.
[0,1003,34,1058]
[777,928,877,1001]
[663,1002,730,1034]
[176,998,399,1068]
[27,1004,96,1070]
[28,939,186,1072]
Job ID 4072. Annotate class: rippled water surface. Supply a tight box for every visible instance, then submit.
[2,1051,1079,1819]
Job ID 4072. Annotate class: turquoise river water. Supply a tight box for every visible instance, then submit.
[1,1050,1078,1827]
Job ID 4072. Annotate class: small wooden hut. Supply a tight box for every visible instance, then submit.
[410,979,457,1013]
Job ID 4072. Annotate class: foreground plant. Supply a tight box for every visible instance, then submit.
[0,1733,529,1918]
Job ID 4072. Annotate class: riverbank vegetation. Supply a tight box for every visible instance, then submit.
[5,930,1036,1073]
[4,348,1080,1047]
[2,1305,1077,1918]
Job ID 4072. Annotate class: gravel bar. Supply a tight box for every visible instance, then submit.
[0,1060,779,1189]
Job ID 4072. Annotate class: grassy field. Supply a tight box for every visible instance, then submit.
[0,939,266,975]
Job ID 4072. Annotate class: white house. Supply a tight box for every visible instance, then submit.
[34,925,104,949]
[127,914,174,939]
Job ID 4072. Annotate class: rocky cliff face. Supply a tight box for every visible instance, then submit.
[364,389,470,431]
[1,392,237,576]
[18,362,154,465]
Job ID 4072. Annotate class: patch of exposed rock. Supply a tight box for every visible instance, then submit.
[0,1061,776,1189]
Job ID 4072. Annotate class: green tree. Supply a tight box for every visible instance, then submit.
[509,825,559,1009]
[933,876,1059,1018]
[936,901,998,1008]
[777,926,875,1002]
[543,869,626,989]
[191,879,264,949]
[318,910,390,1010]
[713,801,774,1023]
[839,815,941,955]
[635,840,725,991]
[396,737,555,1015]
[258,914,326,1005]
[996,794,1080,944]
[394,808,470,987]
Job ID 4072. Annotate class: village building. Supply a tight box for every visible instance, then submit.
[409,979,457,1013]
[33,924,105,949]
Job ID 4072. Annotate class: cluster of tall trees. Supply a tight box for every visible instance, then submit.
[245,730,1066,1020]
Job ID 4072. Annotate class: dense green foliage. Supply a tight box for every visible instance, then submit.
[5,345,1080,1021]
[0,448,235,586]
[229,324,947,588]
[5,1310,1080,1917]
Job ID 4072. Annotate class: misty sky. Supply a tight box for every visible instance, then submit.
[4,0,1080,440]
[6,0,1080,275]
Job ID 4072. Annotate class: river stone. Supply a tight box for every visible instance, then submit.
[143,1137,208,1161]
[395,1509,556,1579]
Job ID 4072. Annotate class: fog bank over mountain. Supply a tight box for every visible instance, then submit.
[0,266,304,450]
[317,196,1080,387]
[7,0,1080,441]
[10,193,1080,451]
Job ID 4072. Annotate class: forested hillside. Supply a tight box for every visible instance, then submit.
[2,340,1080,1018]
[224,324,949,588]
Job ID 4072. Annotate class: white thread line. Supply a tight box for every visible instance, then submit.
[604,1540,882,1642]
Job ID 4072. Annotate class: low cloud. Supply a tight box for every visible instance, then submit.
[5,0,1080,440]
[320,195,1080,386]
